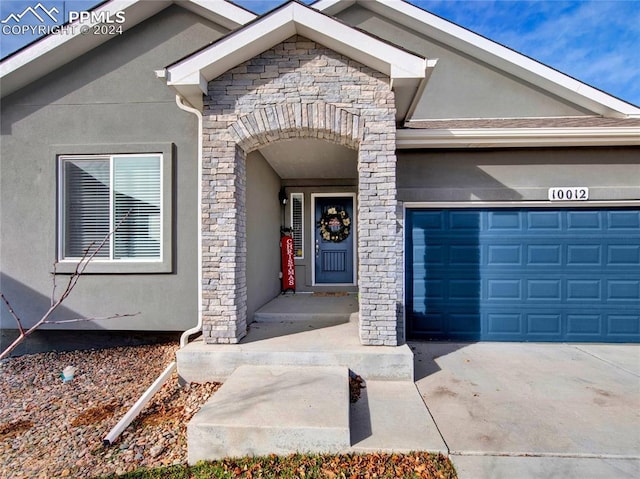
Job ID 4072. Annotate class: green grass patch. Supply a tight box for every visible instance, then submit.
[96,452,457,478]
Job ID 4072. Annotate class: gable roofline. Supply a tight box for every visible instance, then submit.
[160,1,428,116]
[313,0,640,119]
[0,0,256,99]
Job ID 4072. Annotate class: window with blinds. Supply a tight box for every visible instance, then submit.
[60,154,162,261]
[290,193,304,258]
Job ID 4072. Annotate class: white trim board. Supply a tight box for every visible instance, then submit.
[161,1,427,114]
[396,127,640,148]
[403,201,640,209]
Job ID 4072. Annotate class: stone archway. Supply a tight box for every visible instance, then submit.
[201,36,398,346]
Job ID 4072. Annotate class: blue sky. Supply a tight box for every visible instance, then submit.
[1,0,638,106]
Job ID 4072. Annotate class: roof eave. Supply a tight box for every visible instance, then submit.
[396,127,640,149]
[163,1,427,120]
[0,0,256,99]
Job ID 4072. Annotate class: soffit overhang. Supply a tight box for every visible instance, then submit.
[161,1,428,119]
[0,0,256,99]
[314,0,640,119]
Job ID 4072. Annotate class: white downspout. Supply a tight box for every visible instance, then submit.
[103,361,176,445]
[102,95,203,446]
[175,94,204,348]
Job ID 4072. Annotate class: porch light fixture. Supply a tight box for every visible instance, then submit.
[279,188,287,205]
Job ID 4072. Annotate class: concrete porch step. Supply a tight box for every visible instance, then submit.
[349,380,447,454]
[187,365,447,463]
[253,293,358,323]
[188,365,351,464]
[177,314,414,383]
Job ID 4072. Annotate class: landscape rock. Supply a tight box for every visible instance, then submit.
[0,343,220,478]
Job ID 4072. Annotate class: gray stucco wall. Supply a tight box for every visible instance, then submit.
[397,147,640,203]
[246,151,282,322]
[337,5,591,120]
[0,6,229,331]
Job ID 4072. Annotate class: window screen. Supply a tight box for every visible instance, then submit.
[60,154,162,261]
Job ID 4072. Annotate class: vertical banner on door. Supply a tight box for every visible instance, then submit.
[281,235,296,293]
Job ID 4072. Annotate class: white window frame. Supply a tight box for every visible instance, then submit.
[56,147,172,274]
[290,192,304,259]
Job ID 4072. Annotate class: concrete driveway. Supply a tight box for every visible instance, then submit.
[411,342,640,479]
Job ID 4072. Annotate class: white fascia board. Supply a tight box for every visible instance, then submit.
[167,2,426,86]
[312,0,355,16]
[179,0,256,29]
[396,127,640,148]
[170,71,208,95]
[319,0,640,118]
[1,0,157,97]
[293,3,425,79]
[167,13,296,84]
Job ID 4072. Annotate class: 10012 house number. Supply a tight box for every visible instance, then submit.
[548,187,589,201]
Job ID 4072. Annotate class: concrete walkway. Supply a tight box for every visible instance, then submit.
[182,295,446,463]
[180,295,639,476]
[412,342,640,479]
[187,364,446,464]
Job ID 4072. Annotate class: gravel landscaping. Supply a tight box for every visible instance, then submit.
[0,342,220,478]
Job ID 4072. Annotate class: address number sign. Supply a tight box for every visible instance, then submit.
[548,187,589,201]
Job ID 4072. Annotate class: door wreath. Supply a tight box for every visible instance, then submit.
[318,207,351,242]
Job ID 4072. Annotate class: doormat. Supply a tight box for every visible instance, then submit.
[312,292,349,297]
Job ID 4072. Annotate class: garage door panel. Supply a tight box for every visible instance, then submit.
[527,244,562,265]
[567,245,601,265]
[407,207,640,342]
[411,313,445,335]
[450,210,481,230]
[449,245,480,264]
[608,315,640,335]
[608,211,640,229]
[449,313,481,334]
[488,244,522,265]
[487,279,522,300]
[567,279,602,301]
[488,313,523,335]
[487,210,522,230]
[449,280,481,300]
[526,279,562,301]
[424,245,445,264]
[608,280,640,300]
[566,314,601,335]
[608,245,640,265]
[527,211,562,230]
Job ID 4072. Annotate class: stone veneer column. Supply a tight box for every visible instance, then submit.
[201,128,247,343]
[201,36,398,345]
[358,107,398,346]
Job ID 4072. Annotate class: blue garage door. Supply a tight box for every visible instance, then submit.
[406,208,640,342]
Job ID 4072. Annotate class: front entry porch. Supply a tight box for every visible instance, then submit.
[177,294,413,383]
[177,293,443,464]
[195,34,401,346]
